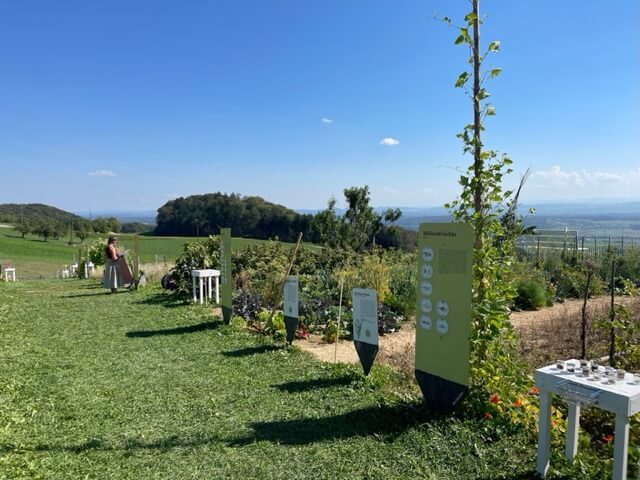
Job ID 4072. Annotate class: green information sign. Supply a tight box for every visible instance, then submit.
[414,222,473,410]
[352,288,379,376]
[220,228,233,324]
[283,276,298,345]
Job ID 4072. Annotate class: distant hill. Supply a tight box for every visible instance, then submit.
[0,203,86,225]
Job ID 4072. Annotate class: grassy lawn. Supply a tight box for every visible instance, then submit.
[0,279,556,480]
[0,227,313,280]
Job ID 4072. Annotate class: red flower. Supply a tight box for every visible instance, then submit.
[514,398,522,408]
[602,434,614,444]
[489,394,500,404]
[529,386,540,395]
[484,412,493,420]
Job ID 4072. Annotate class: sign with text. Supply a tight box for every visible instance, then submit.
[283,276,298,344]
[220,228,233,324]
[414,222,473,411]
[352,288,378,376]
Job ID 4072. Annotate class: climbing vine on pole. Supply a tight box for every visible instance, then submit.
[442,1,533,423]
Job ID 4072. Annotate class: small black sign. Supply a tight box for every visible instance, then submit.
[354,340,378,376]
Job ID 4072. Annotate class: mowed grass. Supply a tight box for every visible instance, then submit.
[0,280,559,480]
[0,227,313,280]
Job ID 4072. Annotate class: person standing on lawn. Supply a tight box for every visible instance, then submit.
[103,235,124,293]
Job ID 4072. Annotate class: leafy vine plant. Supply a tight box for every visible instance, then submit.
[441,1,534,424]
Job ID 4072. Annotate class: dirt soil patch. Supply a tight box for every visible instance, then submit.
[296,295,640,371]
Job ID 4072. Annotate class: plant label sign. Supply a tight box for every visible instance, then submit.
[220,228,233,324]
[283,276,298,344]
[352,288,378,376]
[414,222,473,411]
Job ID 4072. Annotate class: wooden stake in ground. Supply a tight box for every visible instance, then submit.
[334,277,345,363]
[608,259,618,367]
[274,232,303,309]
[580,266,593,359]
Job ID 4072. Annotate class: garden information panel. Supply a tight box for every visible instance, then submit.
[283,276,298,344]
[220,228,232,323]
[415,222,473,411]
[352,288,378,376]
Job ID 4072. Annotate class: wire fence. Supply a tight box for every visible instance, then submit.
[516,229,640,263]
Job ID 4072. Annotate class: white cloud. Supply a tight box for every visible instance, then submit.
[321,117,333,124]
[527,165,640,198]
[382,186,399,196]
[380,137,399,146]
[88,170,116,177]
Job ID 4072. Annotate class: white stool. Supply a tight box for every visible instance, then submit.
[191,269,221,304]
[4,267,16,282]
[536,361,640,480]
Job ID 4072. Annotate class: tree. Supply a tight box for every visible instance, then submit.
[313,186,402,252]
[15,218,32,239]
[33,220,56,242]
[76,222,90,243]
[311,197,344,249]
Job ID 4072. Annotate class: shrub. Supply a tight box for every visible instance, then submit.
[514,278,546,310]
[88,238,107,266]
[172,236,221,294]
[553,264,604,300]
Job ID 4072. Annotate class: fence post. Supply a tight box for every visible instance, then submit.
[537,236,540,264]
[581,237,584,262]
[621,236,624,254]
[595,237,598,260]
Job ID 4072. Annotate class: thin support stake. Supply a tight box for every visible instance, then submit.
[334,277,345,364]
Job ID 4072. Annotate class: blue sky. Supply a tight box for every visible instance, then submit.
[0,0,638,212]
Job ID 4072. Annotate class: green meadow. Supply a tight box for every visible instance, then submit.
[0,226,312,280]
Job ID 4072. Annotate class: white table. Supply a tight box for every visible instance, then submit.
[535,361,640,480]
[191,269,221,304]
[3,267,16,282]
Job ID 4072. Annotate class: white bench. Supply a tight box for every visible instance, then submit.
[191,269,221,304]
[3,267,16,282]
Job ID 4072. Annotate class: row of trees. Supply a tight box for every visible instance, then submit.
[14,217,121,243]
[155,190,416,251]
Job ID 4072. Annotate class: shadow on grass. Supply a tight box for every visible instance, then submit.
[220,345,281,357]
[62,292,114,298]
[273,374,359,393]
[0,434,223,454]
[126,320,223,338]
[134,291,192,309]
[231,402,441,446]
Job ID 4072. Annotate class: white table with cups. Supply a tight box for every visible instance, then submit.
[535,359,640,480]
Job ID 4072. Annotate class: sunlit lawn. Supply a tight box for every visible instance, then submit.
[1,280,602,479]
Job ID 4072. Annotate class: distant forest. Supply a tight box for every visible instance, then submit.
[155,191,417,250]
[0,203,125,242]
[155,193,314,242]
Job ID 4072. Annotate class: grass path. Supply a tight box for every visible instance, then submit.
[1,280,593,479]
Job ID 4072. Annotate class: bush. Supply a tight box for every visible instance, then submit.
[514,278,547,310]
[553,264,604,299]
[172,236,221,294]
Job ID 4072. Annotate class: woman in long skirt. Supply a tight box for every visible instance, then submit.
[103,235,124,293]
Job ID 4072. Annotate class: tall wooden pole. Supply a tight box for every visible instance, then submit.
[472,0,483,250]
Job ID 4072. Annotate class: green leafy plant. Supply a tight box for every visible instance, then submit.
[514,278,547,310]
[442,1,535,430]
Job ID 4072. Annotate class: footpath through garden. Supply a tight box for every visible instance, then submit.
[0,280,608,479]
